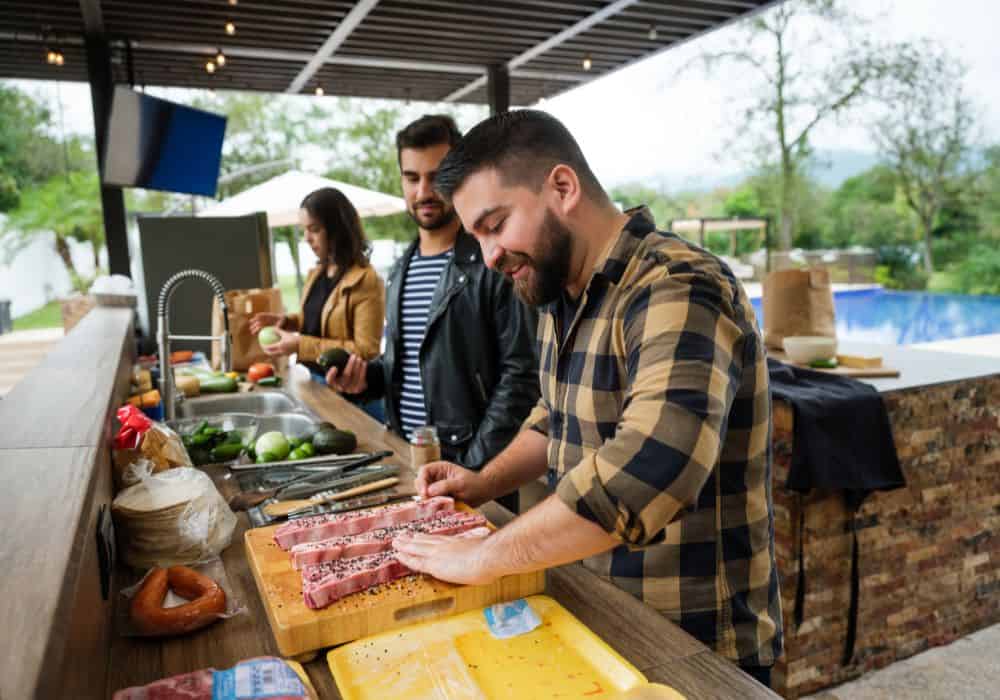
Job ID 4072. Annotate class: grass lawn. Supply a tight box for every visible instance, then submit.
[12,300,62,331]
[928,270,960,293]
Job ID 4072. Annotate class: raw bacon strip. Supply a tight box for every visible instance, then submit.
[289,511,487,569]
[301,527,492,609]
[273,496,455,550]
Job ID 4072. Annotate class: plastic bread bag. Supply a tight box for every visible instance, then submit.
[116,557,246,637]
[112,405,192,491]
[112,656,318,699]
[112,462,237,569]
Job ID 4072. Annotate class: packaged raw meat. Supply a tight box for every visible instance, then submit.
[112,656,316,699]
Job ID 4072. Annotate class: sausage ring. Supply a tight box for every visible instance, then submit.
[130,566,227,636]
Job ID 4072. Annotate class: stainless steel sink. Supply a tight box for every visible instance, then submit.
[257,412,320,439]
[175,390,301,418]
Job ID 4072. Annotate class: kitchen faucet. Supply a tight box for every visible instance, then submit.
[157,269,231,421]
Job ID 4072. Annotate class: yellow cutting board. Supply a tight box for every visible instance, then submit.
[328,595,685,700]
[244,504,545,657]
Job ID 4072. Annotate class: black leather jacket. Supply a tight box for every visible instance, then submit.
[362,231,540,469]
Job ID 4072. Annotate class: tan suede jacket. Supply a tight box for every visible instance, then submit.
[286,262,385,362]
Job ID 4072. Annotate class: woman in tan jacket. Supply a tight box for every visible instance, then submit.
[250,187,385,364]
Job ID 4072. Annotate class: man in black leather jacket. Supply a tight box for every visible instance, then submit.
[327,115,539,493]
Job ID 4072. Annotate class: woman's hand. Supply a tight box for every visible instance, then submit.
[261,327,300,356]
[249,312,285,335]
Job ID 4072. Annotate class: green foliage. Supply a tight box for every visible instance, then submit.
[823,165,912,248]
[2,171,105,292]
[874,246,927,290]
[946,245,1000,295]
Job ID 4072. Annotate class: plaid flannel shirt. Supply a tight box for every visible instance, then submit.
[523,208,782,666]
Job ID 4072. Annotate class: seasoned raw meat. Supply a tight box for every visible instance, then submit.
[301,526,492,609]
[289,510,487,569]
[273,496,455,550]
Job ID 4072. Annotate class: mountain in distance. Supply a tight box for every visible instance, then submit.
[610,149,881,193]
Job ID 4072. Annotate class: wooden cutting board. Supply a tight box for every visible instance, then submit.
[244,504,545,658]
[770,350,901,378]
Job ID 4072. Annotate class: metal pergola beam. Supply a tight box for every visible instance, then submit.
[80,0,130,278]
[443,0,642,103]
[286,0,379,94]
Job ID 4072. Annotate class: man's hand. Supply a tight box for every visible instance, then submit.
[393,530,496,585]
[261,327,299,356]
[325,353,368,394]
[250,312,285,335]
[416,461,493,506]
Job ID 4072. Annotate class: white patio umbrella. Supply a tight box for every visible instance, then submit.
[198,170,406,225]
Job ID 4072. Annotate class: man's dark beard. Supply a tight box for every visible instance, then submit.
[501,211,573,307]
[407,198,456,231]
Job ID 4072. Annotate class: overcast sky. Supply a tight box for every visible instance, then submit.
[10,0,1000,191]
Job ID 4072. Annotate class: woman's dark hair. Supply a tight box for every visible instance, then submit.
[299,187,369,270]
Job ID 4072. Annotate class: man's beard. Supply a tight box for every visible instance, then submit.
[407,198,456,231]
[498,210,573,307]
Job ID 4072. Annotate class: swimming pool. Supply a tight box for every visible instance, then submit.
[749,289,1000,345]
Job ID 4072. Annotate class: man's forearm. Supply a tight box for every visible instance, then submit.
[480,429,549,502]
[480,494,619,577]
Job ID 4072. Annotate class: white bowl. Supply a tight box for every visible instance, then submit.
[783,336,838,364]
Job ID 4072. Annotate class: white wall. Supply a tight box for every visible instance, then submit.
[0,230,105,317]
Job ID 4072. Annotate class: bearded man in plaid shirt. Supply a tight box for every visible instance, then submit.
[393,110,782,687]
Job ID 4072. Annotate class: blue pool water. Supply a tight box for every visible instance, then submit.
[750,289,1000,345]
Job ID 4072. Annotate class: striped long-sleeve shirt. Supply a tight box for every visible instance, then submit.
[398,248,452,438]
[523,208,782,667]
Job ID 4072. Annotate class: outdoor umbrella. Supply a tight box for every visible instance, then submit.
[198,170,406,225]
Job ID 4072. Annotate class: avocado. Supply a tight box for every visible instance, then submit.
[312,426,357,455]
[317,347,350,374]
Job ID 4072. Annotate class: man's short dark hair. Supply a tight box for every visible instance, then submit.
[434,110,606,204]
[395,114,462,165]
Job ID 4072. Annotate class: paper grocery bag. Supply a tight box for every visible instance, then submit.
[762,267,837,350]
[211,287,284,370]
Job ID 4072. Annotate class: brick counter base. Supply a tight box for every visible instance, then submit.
[771,376,1000,698]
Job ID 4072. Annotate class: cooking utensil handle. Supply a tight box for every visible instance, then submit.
[323,477,399,502]
[263,498,315,518]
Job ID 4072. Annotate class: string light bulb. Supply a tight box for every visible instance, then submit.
[55,52,64,66]
[228,0,238,4]
[216,50,226,67]
[648,25,658,40]
[582,54,592,71]
[46,49,57,64]
[314,86,324,96]
[225,21,236,35]
[206,60,216,74]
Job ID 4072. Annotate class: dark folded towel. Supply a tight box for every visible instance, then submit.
[767,358,905,665]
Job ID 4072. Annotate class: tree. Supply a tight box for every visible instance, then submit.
[2,171,104,292]
[688,0,910,250]
[872,44,976,274]
[823,165,911,249]
[324,103,414,243]
[0,84,63,211]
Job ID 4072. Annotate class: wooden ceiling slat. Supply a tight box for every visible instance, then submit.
[0,0,774,104]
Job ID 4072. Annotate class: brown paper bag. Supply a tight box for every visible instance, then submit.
[211,288,284,370]
[762,267,837,350]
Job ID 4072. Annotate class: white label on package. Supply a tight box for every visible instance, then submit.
[211,658,306,699]
[483,598,542,639]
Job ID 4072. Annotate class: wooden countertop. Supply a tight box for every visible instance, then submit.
[0,308,135,699]
[107,365,777,699]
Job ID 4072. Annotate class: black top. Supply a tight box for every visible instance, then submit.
[555,291,581,346]
[301,269,340,338]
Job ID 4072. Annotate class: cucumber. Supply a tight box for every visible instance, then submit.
[210,442,245,462]
[256,376,281,387]
[199,375,238,393]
